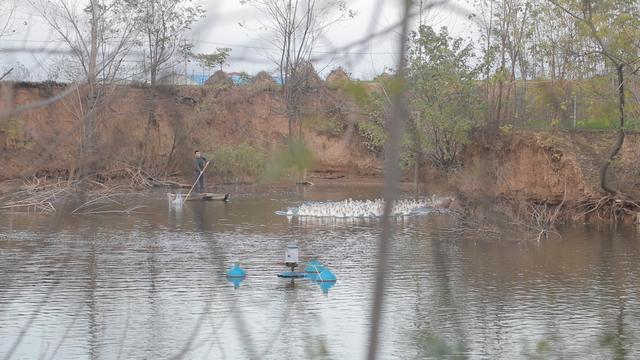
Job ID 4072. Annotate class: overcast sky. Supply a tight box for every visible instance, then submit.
[1,0,473,81]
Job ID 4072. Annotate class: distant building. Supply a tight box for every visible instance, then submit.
[189,74,208,85]
[157,72,198,86]
[226,72,249,85]
[182,71,284,86]
[188,72,250,86]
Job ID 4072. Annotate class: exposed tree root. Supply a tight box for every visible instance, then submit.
[573,194,640,223]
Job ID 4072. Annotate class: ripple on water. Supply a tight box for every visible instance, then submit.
[1,194,640,359]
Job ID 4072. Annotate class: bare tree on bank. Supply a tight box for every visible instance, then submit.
[1,1,30,80]
[125,0,204,125]
[548,0,640,197]
[30,0,137,177]
[240,0,354,144]
[0,0,17,40]
[123,0,204,173]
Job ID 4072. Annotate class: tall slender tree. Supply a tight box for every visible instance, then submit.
[124,0,204,171]
[548,0,640,196]
[241,0,354,143]
[32,0,137,175]
[126,0,204,89]
[407,25,482,171]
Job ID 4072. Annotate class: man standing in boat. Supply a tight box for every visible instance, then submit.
[193,150,208,193]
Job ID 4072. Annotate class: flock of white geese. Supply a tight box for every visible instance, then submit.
[168,191,452,218]
[281,196,451,218]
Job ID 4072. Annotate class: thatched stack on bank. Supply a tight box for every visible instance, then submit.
[326,67,350,84]
[248,71,278,92]
[296,62,323,90]
[205,70,234,88]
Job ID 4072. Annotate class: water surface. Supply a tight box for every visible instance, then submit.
[1,184,639,359]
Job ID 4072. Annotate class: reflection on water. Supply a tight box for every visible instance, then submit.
[1,184,639,359]
[227,275,245,289]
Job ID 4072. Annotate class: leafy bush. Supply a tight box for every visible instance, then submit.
[406,25,482,170]
[357,121,387,154]
[499,124,514,136]
[333,80,371,107]
[304,112,346,137]
[0,117,32,150]
[210,143,266,183]
[263,140,314,182]
[576,118,616,129]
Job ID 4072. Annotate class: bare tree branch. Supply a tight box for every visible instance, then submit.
[366,0,414,358]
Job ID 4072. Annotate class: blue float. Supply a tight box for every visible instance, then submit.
[319,280,336,294]
[226,264,247,278]
[306,272,319,281]
[304,260,325,274]
[316,268,337,282]
[226,275,245,289]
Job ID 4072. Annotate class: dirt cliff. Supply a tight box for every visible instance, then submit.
[446,129,640,223]
[0,82,378,181]
[2,81,638,223]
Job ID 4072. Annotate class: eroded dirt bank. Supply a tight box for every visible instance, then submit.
[2,82,639,222]
[0,81,377,181]
[443,130,640,223]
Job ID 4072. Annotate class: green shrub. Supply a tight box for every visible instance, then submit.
[0,117,32,150]
[499,124,514,136]
[263,140,314,182]
[210,143,266,183]
[304,112,346,137]
[334,80,371,107]
[576,117,616,129]
[357,121,387,154]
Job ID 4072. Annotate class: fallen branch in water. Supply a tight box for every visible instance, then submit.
[441,209,502,240]
[0,173,144,215]
[572,193,640,223]
[73,205,148,215]
[0,178,73,213]
[151,179,191,188]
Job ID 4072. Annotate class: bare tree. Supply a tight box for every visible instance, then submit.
[0,0,19,81]
[125,0,204,125]
[30,0,137,176]
[548,0,640,197]
[0,0,17,39]
[121,0,204,173]
[194,47,232,75]
[241,0,354,143]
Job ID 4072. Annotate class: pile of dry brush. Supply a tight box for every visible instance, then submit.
[0,164,185,215]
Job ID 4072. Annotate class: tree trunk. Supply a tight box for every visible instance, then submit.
[284,82,296,146]
[80,0,99,178]
[599,65,626,195]
[414,153,420,199]
[494,68,505,135]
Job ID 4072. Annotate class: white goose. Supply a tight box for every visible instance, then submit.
[167,193,184,208]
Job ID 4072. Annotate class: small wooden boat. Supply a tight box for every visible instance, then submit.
[185,193,230,202]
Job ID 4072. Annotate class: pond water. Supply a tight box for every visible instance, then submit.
[1,183,639,359]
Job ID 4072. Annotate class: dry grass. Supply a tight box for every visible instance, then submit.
[0,163,158,214]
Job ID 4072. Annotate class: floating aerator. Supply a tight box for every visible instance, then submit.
[304,260,325,274]
[277,271,307,278]
[226,264,246,278]
[319,280,336,294]
[316,269,337,282]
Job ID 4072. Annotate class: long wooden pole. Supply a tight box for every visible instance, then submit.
[184,161,210,204]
